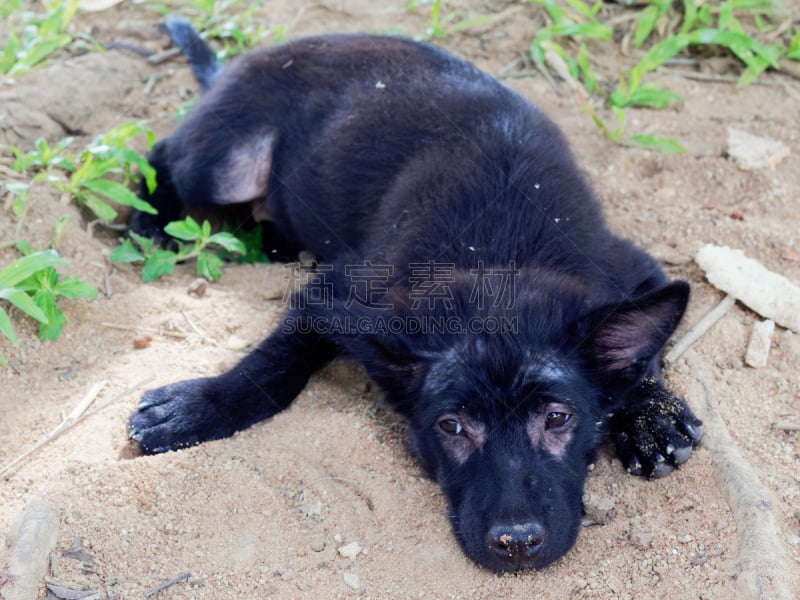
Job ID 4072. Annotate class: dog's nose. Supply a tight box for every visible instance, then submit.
[486,520,544,566]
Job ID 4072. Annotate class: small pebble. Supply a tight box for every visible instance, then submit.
[226,335,249,351]
[582,492,615,524]
[745,319,774,368]
[726,128,790,170]
[187,278,208,297]
[629,521,654,549]
[338,542,363,560]
[343,572,360,590]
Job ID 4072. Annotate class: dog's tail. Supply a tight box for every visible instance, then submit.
[162,16,222,92]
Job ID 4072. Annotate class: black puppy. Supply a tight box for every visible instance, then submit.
[128,20,703,572]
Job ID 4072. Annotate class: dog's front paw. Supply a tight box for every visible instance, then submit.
[128,378,229,454]
[610,378,703,478]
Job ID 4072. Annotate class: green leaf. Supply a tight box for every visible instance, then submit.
[687,29,779,71]
[637,35,690,74]
[0,250,64,287]
[625,85,683,109]
[15,240,34,256]
[120,149,157,195]
[629,134,685,153]
[0,288,49,323]
[564,0,595,20]
[0,306,19,346]
[208,232,246,254]
[34,288,66,341]
[634,5,660,48]
[577,42,597,93]
[110,239,146,264]
[81,179,157,214]
[82,193,118,221]
[54,277,97,300]
[128,230,154,255]
[10,34,71,73]
[787,31,800,60]
[1,32,20,74]
[141,250,177,282]
[197,252,223,281]
[70,152,102,186]
[547,22,612,41]
[165,216,203,241]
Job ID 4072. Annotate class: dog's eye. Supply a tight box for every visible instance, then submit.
[545,412,570,430]
[438,418,464,435]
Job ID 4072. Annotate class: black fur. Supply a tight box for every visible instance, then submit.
[128,26,703,572]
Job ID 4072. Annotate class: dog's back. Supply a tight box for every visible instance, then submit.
[149,33,661,302]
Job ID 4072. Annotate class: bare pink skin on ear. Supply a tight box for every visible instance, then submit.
[213,132,275,205]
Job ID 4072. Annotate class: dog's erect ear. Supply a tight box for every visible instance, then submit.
[213,131,276,205]
[580,281,689,386]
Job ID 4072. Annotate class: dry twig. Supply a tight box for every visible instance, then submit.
[144,572,191,597]
[685,351,794,600]
[0,382,106,477]
[665,295,736,364]
[101,322,188,339]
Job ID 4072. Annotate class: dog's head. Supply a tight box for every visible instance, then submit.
[408,340,602,571]
[355,280,689,571]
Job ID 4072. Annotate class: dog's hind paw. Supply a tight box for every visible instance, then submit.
[610,378,704,478]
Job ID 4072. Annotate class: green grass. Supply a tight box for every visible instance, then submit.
[1,0,79,75]
[9,121,158,222]
[406,0,502,39]
[2,0,796,364]
[0,246,96,365]
[526,0,798,150]
[111,217,247,282]
[142,0,284,58]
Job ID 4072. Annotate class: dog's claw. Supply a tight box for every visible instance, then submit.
[651,462,675,478]
[671,445,694,465]
[612,379,703,479]
[128,378,224,454]
[683,423,704,444]
[626,458,643,476]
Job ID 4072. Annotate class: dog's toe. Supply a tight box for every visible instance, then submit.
[128,378,223,454]
[611,379,703,479]
[670,443,694,466]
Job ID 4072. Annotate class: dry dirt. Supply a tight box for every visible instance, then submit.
[1,1,799,599]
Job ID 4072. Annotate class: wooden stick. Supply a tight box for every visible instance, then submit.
[144,572,191,597]
[181,310,217,345]
[771,422,800,432]
[101,322,188,339]
[665,295,736,364]
[0,377,153,477]
[684,351,794,600]
[0,382,106,477]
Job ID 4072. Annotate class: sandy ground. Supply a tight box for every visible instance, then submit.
[1,1,799,598]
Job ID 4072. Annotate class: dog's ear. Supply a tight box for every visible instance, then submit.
[355,333,432,416]
[579,281,689,387]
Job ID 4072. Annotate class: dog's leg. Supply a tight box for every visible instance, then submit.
[609,377,704,478]
[128,321,335,454]
[580,280,703,478]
